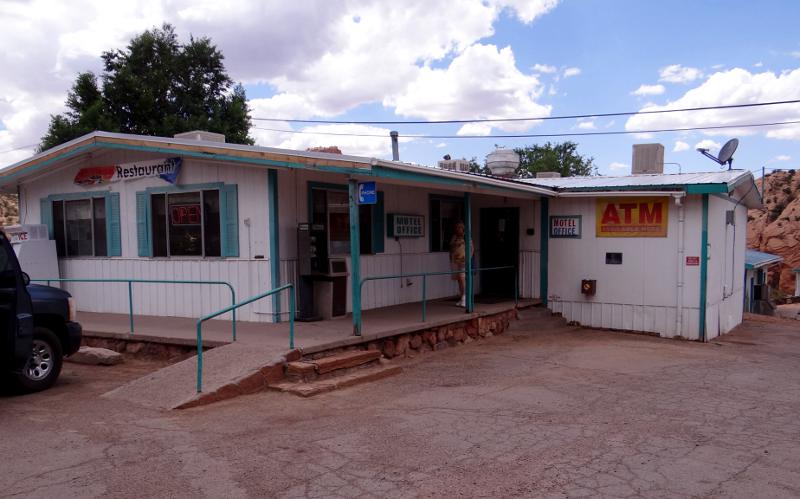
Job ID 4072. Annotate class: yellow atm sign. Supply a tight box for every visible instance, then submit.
[595,197,669,237]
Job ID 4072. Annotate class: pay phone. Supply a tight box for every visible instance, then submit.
[297,223,348,320]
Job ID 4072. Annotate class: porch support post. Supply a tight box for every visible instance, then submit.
[464,192,473,313]
[349,179,362,335]
[699,194,709,342]
[268,169,281,322]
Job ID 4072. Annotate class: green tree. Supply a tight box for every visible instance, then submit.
[40,24,253,150]
[513,141,596,178]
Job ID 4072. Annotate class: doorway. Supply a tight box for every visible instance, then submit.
[478,207,519,300]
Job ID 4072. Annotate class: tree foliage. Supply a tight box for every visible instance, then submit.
[513,141,596,178]
[40,24,253,150]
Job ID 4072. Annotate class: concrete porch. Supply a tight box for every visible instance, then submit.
[92,297,537,410]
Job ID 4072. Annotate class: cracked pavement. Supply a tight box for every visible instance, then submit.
[2,310,800,498]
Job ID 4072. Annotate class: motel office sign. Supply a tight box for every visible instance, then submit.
[550,215,582,238]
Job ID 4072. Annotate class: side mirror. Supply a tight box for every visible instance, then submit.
[21,272,30,286]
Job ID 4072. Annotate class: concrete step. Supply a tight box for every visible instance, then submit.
[270,363,403,397]
[286,349,382,382]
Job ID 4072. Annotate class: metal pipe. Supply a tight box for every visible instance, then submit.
[390,131,399,161]
[674,193,685,337]
[128,281,134,334]
[422,275,427,322]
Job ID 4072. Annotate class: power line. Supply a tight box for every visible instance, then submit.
[254,118,800,139]
[252,99,800,125]
[0,143,38,155]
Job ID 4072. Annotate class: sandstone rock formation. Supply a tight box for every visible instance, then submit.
[747,170,799,295]
[0,193,19,226]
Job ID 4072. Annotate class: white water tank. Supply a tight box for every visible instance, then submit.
[486,148,520,177]
[3,224,59,281]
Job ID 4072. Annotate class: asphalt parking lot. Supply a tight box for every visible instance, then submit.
[2,310,800,498]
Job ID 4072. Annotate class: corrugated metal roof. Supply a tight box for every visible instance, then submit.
[519,170,750,190]
[745,249,783,269]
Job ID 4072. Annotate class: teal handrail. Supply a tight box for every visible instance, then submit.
[32,278,237,340]
[196,283,294,393]
[359,265,518,325]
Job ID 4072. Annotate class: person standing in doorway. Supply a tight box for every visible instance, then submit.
[450,221,473,308]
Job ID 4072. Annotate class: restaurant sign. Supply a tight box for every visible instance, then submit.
[596,197,668,237]
[74,157,182,186]
[549,215,582,238]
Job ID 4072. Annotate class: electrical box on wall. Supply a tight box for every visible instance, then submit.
[581,279,596,296]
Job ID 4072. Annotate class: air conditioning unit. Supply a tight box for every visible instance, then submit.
[438,159,471,172]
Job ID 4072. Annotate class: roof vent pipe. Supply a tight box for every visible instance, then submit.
[390,131,399,161]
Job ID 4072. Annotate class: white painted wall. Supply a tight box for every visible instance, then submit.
[547,195,704,339]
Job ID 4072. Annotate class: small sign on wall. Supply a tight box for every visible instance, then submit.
[686,256,700,266]
[549,215,582,238]
[387,214,424,237]
[596,197,669,237]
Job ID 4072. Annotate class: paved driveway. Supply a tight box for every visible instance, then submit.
[2,311,800,498]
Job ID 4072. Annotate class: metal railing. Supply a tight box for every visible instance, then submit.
[359,265,518,324]
[196,283,294,393]
[32,278,238,340]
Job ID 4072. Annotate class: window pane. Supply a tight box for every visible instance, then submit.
[65,199,93,256]
[52,200,66,257]
[328,191,350,255]
[440,199,463,252]
[151,194,167,257]
[93,197,107,257]
[430,199,441,252]
[311,189,326,226]
[203,190,220,257]
[359,204,372,254]
[168,192,202,256]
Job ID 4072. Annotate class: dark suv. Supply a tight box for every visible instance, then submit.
[0,231,81,392]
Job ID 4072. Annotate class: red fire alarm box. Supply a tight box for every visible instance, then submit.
[581,279,596,295]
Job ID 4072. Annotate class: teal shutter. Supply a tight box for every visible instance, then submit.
[40,198,53,239]
[372,191,385,253]
[136,192,151,257]
[220,184,239,257]
[106,192,121,256]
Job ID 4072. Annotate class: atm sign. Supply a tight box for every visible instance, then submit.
[595,197,668,237]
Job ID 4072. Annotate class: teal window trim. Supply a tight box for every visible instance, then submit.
[306,181,384,255]
[44,190,121,257]
[428,193,464,253]
[136,181,238,258]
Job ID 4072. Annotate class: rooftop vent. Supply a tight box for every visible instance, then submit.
[485,147,520,178]
[174,130,226,143]
[536,171,561,178]
[632,143,664,174]
[437,155,471,172]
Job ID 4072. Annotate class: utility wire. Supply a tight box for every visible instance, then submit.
[254,118,800,139]
[0,143,38,155]
[252,99,800,125]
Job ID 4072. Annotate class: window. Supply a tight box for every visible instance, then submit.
[51,198,107,257]
[429,195,464,252]
[310,186,382,255]
[150,190,221,257]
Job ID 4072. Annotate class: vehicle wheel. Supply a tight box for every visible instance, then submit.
[13,326,63,393]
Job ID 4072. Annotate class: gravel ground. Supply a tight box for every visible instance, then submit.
[2,309,800,498]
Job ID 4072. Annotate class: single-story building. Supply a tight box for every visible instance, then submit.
[744,249,783,313]
[0,132,762,341]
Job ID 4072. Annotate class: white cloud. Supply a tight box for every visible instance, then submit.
[673,140,690,152]
[388,43,551,134]
[563,67,581,78]
[659,64,703,83]
[792,51,800,59]
[754,62,763,68]
[609,162,628,171]
[532,63,557,74]
[435,142,447,148]
[0,0,562,166]
[576,119,595,130]
[695,139,721,152]
[252,123,409,158]
[625,68,800,140]
[631,84,665,96]
[774,154,791,161]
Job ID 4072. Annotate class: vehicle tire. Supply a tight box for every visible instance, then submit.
[13,326,63,393]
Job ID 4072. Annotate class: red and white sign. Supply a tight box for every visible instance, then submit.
[686,256,700,266]
[74,157,182,186]
[170,204,201,225]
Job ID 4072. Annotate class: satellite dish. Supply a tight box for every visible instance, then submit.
[718,138,739,165]
[696,138,739,170]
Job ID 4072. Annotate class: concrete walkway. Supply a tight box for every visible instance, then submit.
[96,298,534,409]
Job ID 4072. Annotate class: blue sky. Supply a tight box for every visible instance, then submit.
[2,0,800,176]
